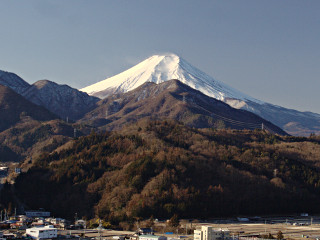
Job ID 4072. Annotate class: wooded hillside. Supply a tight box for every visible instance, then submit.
[3,119,320,226]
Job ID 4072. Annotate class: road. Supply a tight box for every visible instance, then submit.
[59,229,136,240]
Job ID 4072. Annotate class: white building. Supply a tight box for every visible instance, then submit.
[51,218,65,225]
[26,225,57,239]
[194,226,229,240]
[139,235,167,240]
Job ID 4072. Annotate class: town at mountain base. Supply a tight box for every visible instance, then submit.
[1,53,320,228]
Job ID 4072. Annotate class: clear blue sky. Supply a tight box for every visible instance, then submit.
[0,0,319,113]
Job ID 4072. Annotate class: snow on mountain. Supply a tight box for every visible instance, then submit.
[81,53,263,104]
[0,69,30,94]
[81,53,320,136]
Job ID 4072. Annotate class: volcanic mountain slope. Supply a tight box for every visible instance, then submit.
[22,80,99,120]
[81,80,287,135]
[0,84,57,132]
[81,54,320,136]
[81,53,255,102]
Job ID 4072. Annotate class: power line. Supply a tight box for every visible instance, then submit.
[213,113,261,128]
[186,96,274,133]
[190,100,261,128]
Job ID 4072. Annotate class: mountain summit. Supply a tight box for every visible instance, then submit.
[0,69,30,94]
[81,54,320,136]
[0,69,99,121]
[81,53,260,104]
[23,80,99,120]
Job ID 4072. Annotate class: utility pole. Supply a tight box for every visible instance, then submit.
[99,219,102,240]
[74,128,77,138]
[262,123,264,130]
[74,212,78,224]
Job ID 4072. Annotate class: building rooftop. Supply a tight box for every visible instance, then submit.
[28,225,57,231]
[140,235,163,238]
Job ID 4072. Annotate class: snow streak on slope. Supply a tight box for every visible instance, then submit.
[81,54,263,104]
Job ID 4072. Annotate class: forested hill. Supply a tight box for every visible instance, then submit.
[3,120,320,225]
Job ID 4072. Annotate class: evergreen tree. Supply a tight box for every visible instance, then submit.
[276,231,284,240]
[168,214,180,228]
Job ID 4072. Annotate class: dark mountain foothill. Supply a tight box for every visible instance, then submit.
[0,84,57,132]
[0,119,82,162]
[3,120,320,223]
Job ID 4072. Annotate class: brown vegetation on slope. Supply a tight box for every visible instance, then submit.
[0,119,86,163]
[3,120,320,226]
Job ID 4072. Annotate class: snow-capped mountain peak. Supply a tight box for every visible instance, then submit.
[81,53,262,104]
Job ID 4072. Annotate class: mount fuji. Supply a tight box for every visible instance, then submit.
[81,54,261,105]
[81,53,320,136]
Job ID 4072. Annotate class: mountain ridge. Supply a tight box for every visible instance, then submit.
[0,84,58,132]
[80,79,287,135]
[0,70,99,120]
[80,54,320,136]
[0,69,30,94]
[22,79,100,120]
[6,119,320,221]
